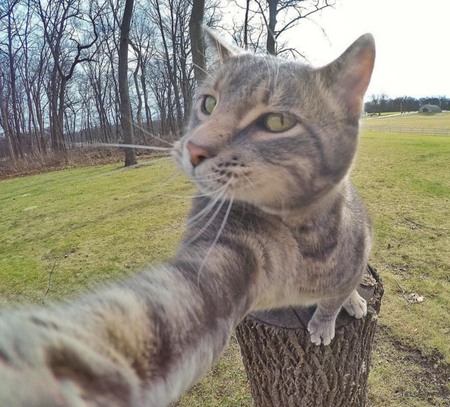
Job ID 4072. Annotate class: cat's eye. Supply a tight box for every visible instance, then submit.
[262,113,296,132]
[202,95,217,115]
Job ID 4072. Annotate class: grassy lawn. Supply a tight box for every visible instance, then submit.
[364,111,450,130]
[0,157,192,304]
[354,132,450,406]
[1,131,449,405]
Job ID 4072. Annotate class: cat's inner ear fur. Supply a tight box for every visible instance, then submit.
[321,34,376,118]
[204,27,244,63]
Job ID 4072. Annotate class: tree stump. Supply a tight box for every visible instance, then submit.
[236,265,383,407]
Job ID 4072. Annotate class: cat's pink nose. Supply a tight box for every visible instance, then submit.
[186,141,211,167]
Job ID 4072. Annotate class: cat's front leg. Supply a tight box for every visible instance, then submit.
[343,289,367,319]
[308,290,367,345]
[307,296,348,346]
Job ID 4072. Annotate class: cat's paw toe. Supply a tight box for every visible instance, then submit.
[343,293,367,319]
[307,319,335,346]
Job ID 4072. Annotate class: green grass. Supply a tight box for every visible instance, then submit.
[1,131,449,406]
[363,111,450,129]
[354,132,450,406]
[354,132,450,356]
[0,158,193,304]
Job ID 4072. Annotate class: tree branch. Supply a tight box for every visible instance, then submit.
[0,0,19,21]
[277,0,334,37]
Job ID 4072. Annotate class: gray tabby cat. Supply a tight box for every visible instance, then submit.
[0,30,375,406]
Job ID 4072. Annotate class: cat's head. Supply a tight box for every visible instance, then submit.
[174,29,375,215]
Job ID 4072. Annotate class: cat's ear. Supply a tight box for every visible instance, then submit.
[204,27,244,63]
[321,34,375,117]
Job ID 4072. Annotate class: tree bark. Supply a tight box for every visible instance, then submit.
[118,0,137,166]
[189,0,206,84]
[7,6,24,158]
[244,0,250,50]
[236,265,383,407]
[133,60,143,141]
[0,70,17,165]
[266,0,278,55]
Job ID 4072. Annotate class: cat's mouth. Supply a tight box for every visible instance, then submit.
[193,161,253,199]
[173,140,255,200]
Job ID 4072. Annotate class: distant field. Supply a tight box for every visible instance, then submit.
[363,111,450,134]
[0,130,449,406]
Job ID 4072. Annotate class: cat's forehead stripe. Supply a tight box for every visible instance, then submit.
[212,56,316,115]
[214,56,277,104]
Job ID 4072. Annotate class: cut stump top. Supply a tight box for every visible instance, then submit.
[247,265,382,330]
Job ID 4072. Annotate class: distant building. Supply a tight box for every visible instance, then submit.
[419,104,442,113]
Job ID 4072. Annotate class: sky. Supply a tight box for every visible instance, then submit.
[225,0,450,99]
[286,0,450,99]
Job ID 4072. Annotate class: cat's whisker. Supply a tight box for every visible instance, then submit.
[197,180,231,197]
[197,195,234,285]
[191,61,213,80]
[192,47,218,81]
[132,124,175,147]
[162,186,230,234]
[150,157,176,169]
[184,184,230,228]
[160,177,186,190]
[242,173,256,190]
[166,185,227,200]
[194,173,228,183]
[183,190,230,248]
[164,194,195,200]
[165,175,234,201]
[94,143,173,152]
[153,156,173,161]
[184,193,224,228]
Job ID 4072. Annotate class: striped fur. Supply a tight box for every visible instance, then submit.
[0,31,375,406]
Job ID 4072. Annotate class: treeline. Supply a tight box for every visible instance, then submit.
[0,0,332,167]
[0,0,220,164]
[365,95,450,115]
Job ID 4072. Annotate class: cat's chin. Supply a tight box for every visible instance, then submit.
[247,186,344,225]
[253,202,310,222]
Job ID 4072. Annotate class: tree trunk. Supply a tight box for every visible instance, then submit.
[236,265,383,407]
[244,0,250,50]
[118,0,137,167]
[266,0,278,55]
[7,10,24,158]
[0,70,17,165]
[189,0,206,84]
[141,68,154,135]
[133,61,143,141]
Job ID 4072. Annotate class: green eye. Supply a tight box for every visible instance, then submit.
[262,113,296,132]
[202,95,217,115]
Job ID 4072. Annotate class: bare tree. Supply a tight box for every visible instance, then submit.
[0,0,221,168]
[236,0,334,55]
[1,0,25,160]
[97,0,123,142]
[150,0,186,133]
[130,10,157,139]
[34,0,99,156]
[118,0,137,166]
[6,3,25,158]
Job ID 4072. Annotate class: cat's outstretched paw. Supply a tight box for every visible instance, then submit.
[343,291,367,319]
[307,317,335,346]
